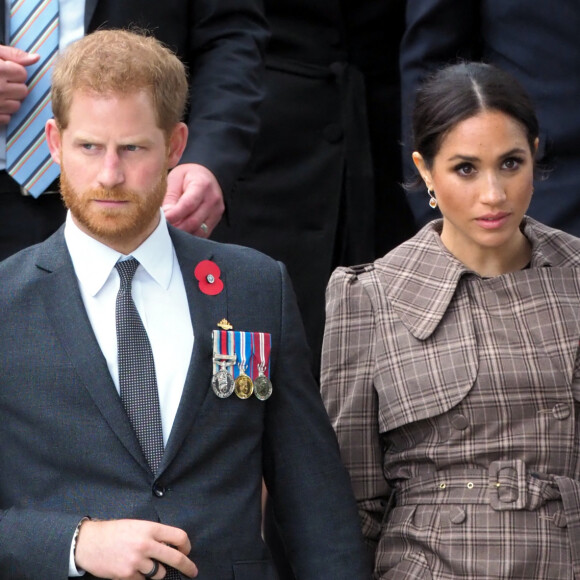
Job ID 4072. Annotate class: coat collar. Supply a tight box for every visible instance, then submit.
[372,217,576,341]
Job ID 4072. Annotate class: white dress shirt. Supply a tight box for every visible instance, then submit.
[64,210,194,444]
[64,211,194,575]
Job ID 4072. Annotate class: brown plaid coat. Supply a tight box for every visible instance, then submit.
[321,217,580,579]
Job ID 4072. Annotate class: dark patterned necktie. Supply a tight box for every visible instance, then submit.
[6,0,61,196]
[115,259,180,579]
[115,258,164,474]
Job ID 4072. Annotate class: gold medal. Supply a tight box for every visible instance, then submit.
[234,373,254,399]
[233,331,254,399]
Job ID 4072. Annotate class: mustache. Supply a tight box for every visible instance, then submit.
[83,187,141,202]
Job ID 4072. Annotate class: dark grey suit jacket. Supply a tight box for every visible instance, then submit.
[0,227,369,579]
[1,0,268,197]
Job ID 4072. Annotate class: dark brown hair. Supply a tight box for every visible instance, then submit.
[412,62,539,171]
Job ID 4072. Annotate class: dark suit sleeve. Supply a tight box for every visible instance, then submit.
[400,0,480,225]
[0,508,82,578]
[181,0,269,198]
[262,263,371,579]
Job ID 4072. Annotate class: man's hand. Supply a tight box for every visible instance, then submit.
[163,163,225,237]
[0,45,39,125]
[75,519,199,579]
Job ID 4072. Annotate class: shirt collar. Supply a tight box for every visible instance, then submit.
[64,209,175,296]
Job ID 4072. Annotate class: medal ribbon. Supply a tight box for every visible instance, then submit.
[252,332,271,378]
[212,330,236,375]
[234,331,252,379]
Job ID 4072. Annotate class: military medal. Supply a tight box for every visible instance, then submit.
[253,332,273,401]
[234,373,254,399]
[211,330,236,398]
[254,374,272,401]
[234,331,254,399]
[212,365,235,398]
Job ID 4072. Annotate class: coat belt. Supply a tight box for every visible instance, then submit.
[395,460,562,511]
[393,461,580,578]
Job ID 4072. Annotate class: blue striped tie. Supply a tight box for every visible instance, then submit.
[6,0,60,197]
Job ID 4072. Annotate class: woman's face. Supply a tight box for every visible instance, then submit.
[413,110,537,268]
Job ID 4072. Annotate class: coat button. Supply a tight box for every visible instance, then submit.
[323,124,343,143]
[450,414,469,430]
[152,484,166,498]
[553,510,567,528]
[329,61,345,77]
[552,403,571,420]
[449,506,466,525]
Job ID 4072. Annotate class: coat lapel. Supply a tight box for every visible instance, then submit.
[160,228,228,470]
[36,226,229,476]
[36,230,150,473]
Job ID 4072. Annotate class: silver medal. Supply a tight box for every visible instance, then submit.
[212,368,235,398]
[254,373,273,401]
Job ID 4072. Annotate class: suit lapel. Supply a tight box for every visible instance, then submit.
[37,230,150,473]
[37,227,229,475]
[160,228,228,470]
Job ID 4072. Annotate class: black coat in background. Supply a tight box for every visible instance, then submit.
[401,0,580,236]
[84,0,268,198]
[0,0,268,257]
[213,0,416,377]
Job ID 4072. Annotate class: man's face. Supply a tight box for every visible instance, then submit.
[46,89,187,253]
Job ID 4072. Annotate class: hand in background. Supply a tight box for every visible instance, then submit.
[163,163,225,237]
[0,45,39,125]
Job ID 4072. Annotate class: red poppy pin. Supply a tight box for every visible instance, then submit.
[194,260,224,295]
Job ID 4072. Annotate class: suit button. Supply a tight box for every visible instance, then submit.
[323,124,343,143]
[152,484,166,498]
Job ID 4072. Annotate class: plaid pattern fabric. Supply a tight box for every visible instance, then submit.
[321,217,580,579]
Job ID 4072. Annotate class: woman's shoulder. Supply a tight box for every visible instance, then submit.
[330,220,446,283]
[524,216,580,266]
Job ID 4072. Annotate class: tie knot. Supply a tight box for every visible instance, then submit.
[115,258,140,288]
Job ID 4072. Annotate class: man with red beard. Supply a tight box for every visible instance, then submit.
[0,30,369,580]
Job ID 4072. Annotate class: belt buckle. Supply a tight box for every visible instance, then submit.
[489,459,527,510]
